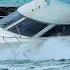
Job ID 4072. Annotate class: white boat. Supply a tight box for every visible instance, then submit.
[0,0,70,60]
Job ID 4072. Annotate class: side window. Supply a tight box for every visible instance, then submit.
[8,18,48,37]
[41,25,70,37]
[0,11,23,28]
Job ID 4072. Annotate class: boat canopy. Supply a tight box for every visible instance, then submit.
[18,0,70,24]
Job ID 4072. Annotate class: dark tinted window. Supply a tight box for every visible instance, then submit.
[9,19,47,37]
[41,25,70,37]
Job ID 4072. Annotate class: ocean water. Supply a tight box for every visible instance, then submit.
[60,0,70,4]
[0,0,32,7]
[0,0,70,7]
[0,36,69,70]
[0,60,70,70]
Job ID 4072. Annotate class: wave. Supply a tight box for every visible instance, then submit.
[0,59,70,70]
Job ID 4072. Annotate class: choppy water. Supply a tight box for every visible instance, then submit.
[0,60,70,70]
[0,0,32,7]
[0,0,70,7]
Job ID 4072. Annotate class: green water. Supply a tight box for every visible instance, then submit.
[0,0,32,7]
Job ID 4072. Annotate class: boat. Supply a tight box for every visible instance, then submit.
[0,0,70,60]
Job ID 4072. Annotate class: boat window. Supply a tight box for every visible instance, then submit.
[8,19,47,37]
[0,11,23,28]
[41,25,70,37]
